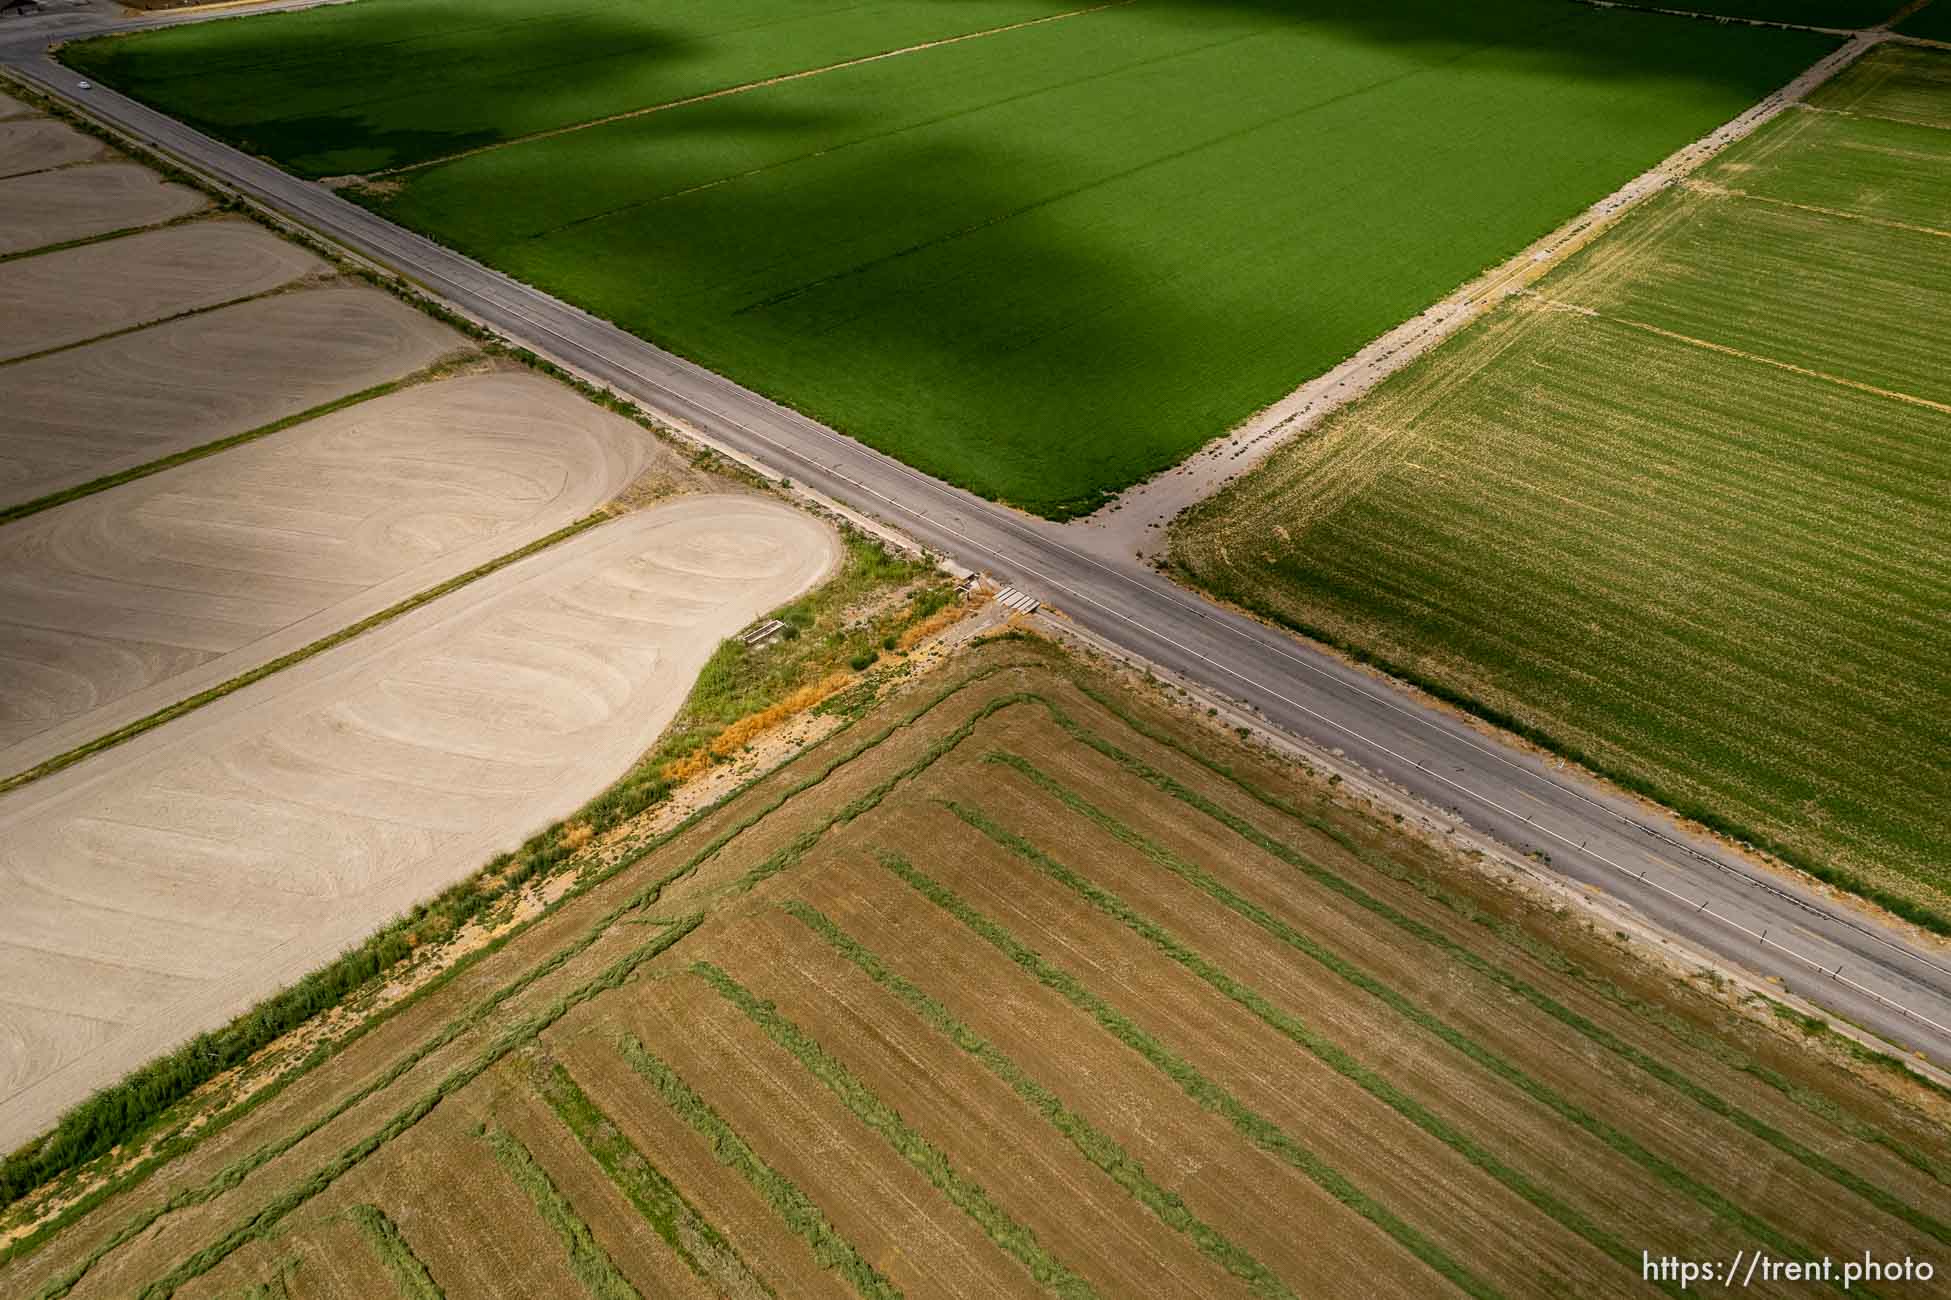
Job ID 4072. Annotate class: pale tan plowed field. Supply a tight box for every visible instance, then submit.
[0,91,30,121]
[0,118,101,181]
[0,218,320,360]
[0,162,206,258]
[7,643,1943,1300]
[0,370,648,773]
[0,494,836,1150]
[0,283,466,508]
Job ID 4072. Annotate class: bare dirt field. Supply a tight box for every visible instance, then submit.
[0,118,102,181]
[6,641,1943,1300]
[0,90,29,121]
[0,162,206,258]
[0,284,467,509]
[0,493,836,1150]
[0,218,321,360]
[0,369,653,774]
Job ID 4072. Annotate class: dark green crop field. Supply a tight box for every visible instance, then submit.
[1174,43,1951,922]
[65,0,1830,515]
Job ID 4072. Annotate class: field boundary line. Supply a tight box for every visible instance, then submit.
[1680,176,1951,237]
[0,262,298,369]
[1074,28,1882,541]
[1022,715,1951,1248]
[948,787,1847,1285]
[694,961,1102,1300]
[0,510,607,795]
[782,899,1302,1300]
[0,206,211,266]
[365,0,1135,180]
[0,353,472,525]
[1576,0,1860,37]
[878,850,1508,1300]
[1531,294,1951,414]
[1798,99,1951,129]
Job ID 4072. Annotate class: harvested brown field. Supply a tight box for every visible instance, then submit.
[0,219,320,360]
[0,118,101,181]
[0,162,205,258]
[0,370,653,773]
[5,637,1943,1300]
[0,283,467,510]
[0,493,836,1150]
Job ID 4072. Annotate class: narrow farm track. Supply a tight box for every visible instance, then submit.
[7,655,1949,1299]
[3,6,1948,1070]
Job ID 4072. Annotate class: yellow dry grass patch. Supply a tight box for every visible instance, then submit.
[661,671,855,783]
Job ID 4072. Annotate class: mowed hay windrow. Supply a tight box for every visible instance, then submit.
[1173,42,1951,915]
[0,494,837,1149]
[9,644,1946,1300]
[0,369,644,772]
[0,117,102,180]
[0,284,467,509]
[0,218,320,360]
[0,162,206,258]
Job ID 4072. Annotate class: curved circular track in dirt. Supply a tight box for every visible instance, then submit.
[0,494,836,1148]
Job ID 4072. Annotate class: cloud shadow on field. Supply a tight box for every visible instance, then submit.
[74,0,1847,513]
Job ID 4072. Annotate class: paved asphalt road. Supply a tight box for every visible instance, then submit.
[6,17,1949,1068]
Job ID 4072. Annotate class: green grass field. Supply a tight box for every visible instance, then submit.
[64,0,1830,515]
[1173,43,1951,921]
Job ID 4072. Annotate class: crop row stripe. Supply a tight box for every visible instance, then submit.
[944,785,1666,1292]
[875,850,1506,1300]
[123,914,704,1299]
[1064,680,1949,1184]
[23,658,1040,1295]
[693,960,1101,1300]
[1051,691,1951,1242]
[958,759,1861,1289]
[781,899,1300,1300]
[538,1062,777,1298]
[614,1032,901,1300]
[485,1126,643,1300]
[347,1204,445,1300]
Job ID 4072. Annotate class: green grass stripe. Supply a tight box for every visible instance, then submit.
[538,1062,776,1298]
[0,510,607,796]
[486,1126,641,1300]
[875,851,1505,1300]
[948,784,1677,1288]
[1037,704,1951,1255]
[25,660,1044,1296]
[0,363,458,526]
[782,900,1300,1300]
[616,1033,901,1300]
[119,914,702,1300]
[1068,680,1951,1157]
[693,960,1099,1300]
[347,1204,443,1300]
[960,764,1861,1285]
